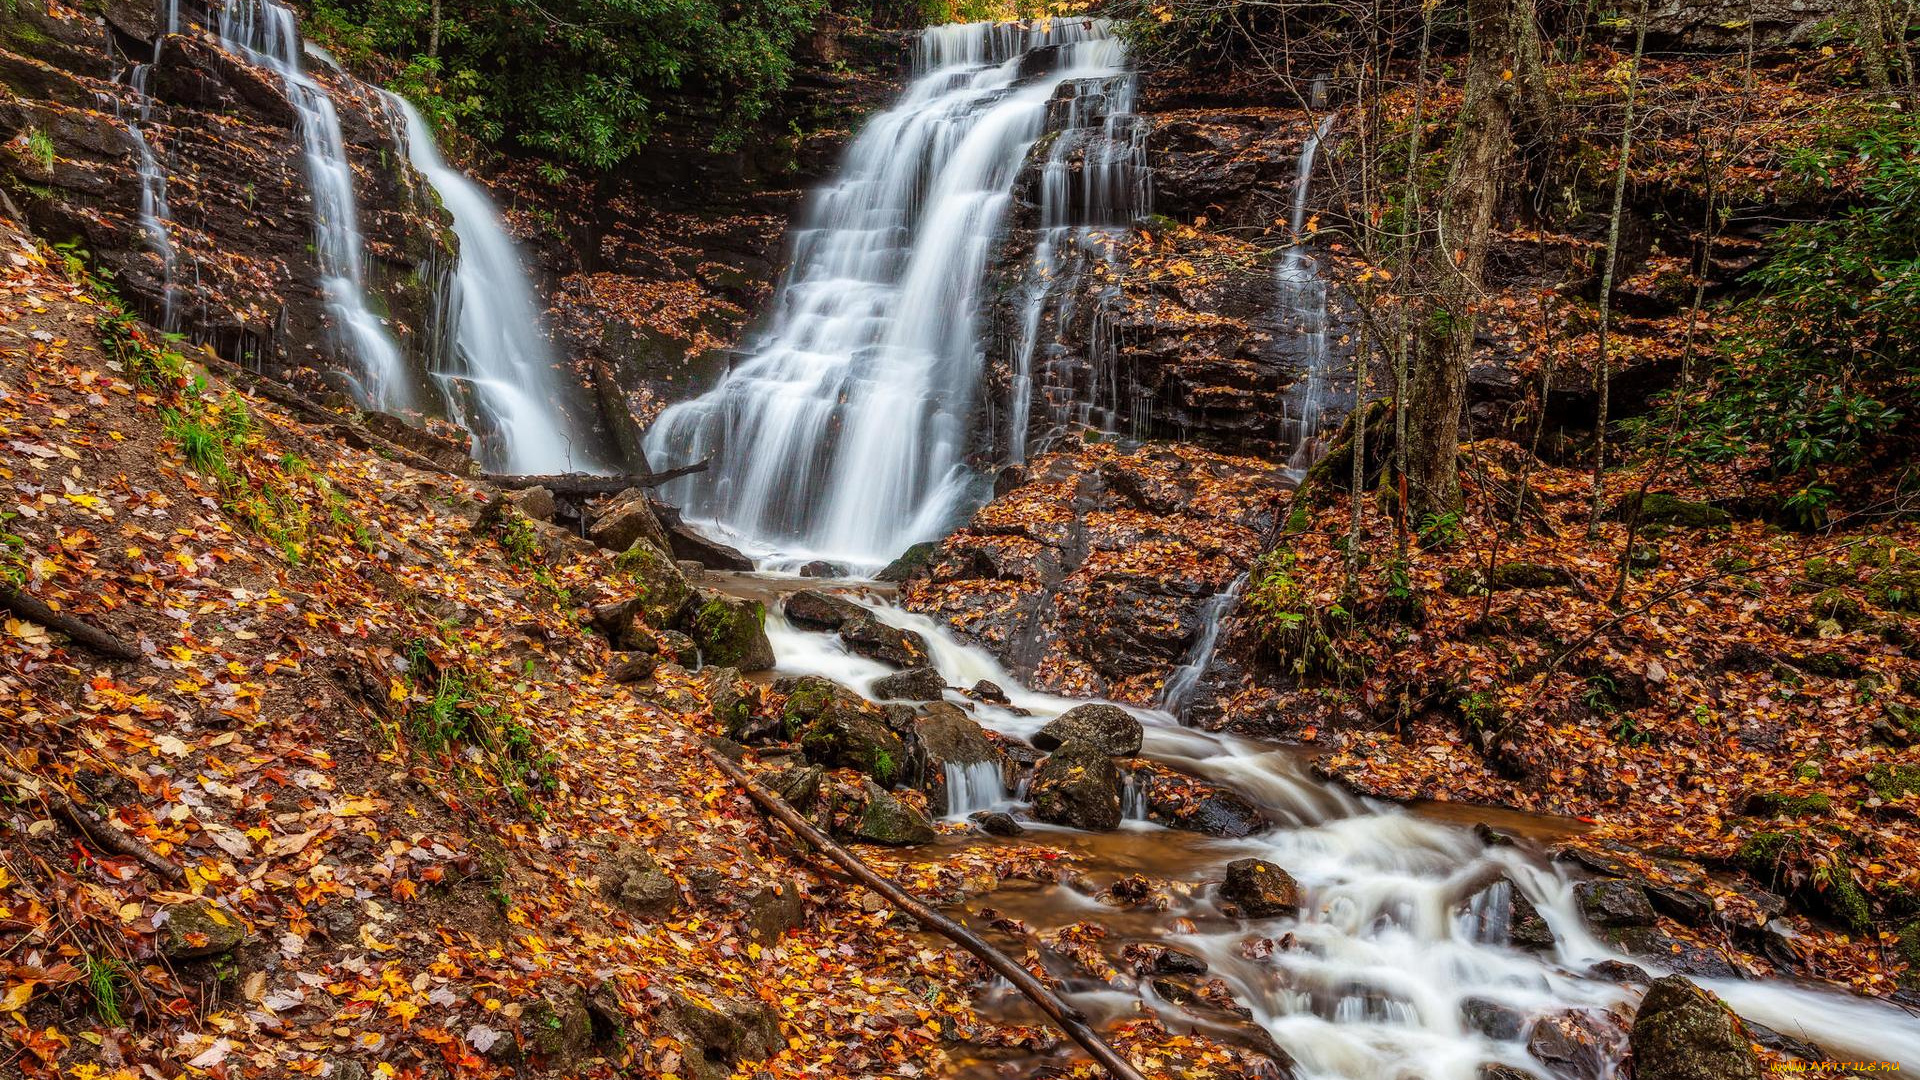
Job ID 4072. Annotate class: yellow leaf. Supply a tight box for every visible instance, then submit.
[0,982,34,1013]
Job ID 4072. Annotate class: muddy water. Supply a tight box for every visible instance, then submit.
[708,572,1920,1078]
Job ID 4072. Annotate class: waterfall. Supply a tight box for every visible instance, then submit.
[385,96,602,475]
[108,0,184,332]
[217,0,410,413]
[941,760,1008,819]
[1157,572,1249,719]
[1279,107,1339,470]
[1008,70,1150,460]
[644,20,1132,570]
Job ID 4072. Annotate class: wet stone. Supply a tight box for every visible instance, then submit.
[1219,858,1300,919]
[1462,997,1528,1041]
[1574,879,1656,927]
[969,810,1025,837]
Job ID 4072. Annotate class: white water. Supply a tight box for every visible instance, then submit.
[218,0,410,412]
[761,589,1920,1077]
[645,20,1132,571]
[385,95,601,475]
[941,760,1011,819]
[1280,109,1339,471]
[1157,571,1249,719]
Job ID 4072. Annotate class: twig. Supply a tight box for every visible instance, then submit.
[702,748,1150,1080]
[0,586,140,662]
[482,458,712,497]
[0,760,184,882]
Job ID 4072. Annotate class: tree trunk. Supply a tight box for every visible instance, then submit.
[428,0,442,60]
[1406,0,1531,522]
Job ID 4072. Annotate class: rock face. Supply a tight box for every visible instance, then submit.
[1033,703,1143,756]
[1029,739,1124,831]
[839,615,930,668]
[1575,879,1657,927]
[1219,858,1300,918]
[1629,977,1762,1080]
[901,443,1284,705]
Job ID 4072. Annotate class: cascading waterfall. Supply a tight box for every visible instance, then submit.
[109,0,184,331]
[941,760,1009,819]
[644,20,1132,569]
[217,0,410,413]
[1279,107,1339,471]
[761,593,1920,1079]
[385,96,602,475]
[1157,571,1248,719]
[1007,70,1151,460]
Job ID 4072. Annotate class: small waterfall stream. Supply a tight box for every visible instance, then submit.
[386,95,602,475]
[645,20,1133,570]
[753,586,1920,1079]
[108,0,184,332]
[217,0,411,413]
[1157,571,1248,719]
[1279,109,1339,470]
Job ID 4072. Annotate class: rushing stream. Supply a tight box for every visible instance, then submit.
[745,581,1920,1078]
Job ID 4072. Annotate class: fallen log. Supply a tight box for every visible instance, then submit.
[702,749,1149,1080]
[0,586,140,662]
[483,458,711,498]
[0,760,184,883]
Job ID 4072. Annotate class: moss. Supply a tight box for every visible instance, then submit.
[1744,791,1832,817]
[613,540,690,627]
[1804,557,1854,588]
[1865,762,1920,801]
[874,541,938,584]
[1491,562,1576,590]
[1735,831,1793,877]
[1809,589,1868,629]
[1815,861,1873,934]
[1615,492,1731,528]
[1867,567,1920,614]
[1793,760,1822,782]
[1898,920,1920,984]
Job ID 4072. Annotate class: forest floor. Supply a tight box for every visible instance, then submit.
[0,219,1264,1078]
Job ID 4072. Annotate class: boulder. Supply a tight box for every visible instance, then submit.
[1032,703,1142,756]
[1462,997,1529,1041]
[589,489,671,553]
[1029,739,1124,831]
[615,539,693,627]
[521,992,596,1063]
[912,703,1009,814]
[659,630,699,666]
[603,846,680,917]
[967,679,1011,705]
[872,665,947,701]
[840,614,930,668]
[1219,858,1300,918]
[783,676,908,785]
[1604,927,1740,979]
[1607,493,1730,529]
[1130,763,1267,838]
[1491,562,1578,590]
[784,589,867,630]
[659,986,782,1080]
[507,485,557,522]
[1575,879,1656,928]
[665,519,755,570]
[682,592,774,672]
[1527,1009,1625,1080]
[159,899,246,959]
[798,560,846,578]
[875,541,939,582]
[609,652,659,684]
[704,667,775,744]
[1628,976,1762,1080]
[848,779,936,845]
[743,882,806,943]
[969,810,1025,837]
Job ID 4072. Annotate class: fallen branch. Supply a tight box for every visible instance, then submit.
[483,458,712,498]
[0,760,184,882]
[702,749,1149,1080]
[0,586,140,662]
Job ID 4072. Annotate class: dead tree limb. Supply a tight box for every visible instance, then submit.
[0,586,140,662]
[483,458,712,498]
[0,760,184,882]
[703,749,1149,1080]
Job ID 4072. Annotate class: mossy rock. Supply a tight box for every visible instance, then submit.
[1628,976,1762,1080]
[683,593,773,672]
[1897,919,1920,987]
[522,993,594,1062]
[1807,589,1868,630]
[848,779,935,845]
[1814,862,1873,934]
[1490,562,1577,590]
[874,542,939,583]
[1865,762,1920,801]
[1734,831,1793,878]
[1740,791,1832,818]
[1867,567,1920,614]
[614,539,692,627]
[1609,493,1731,529]
[160,899,246,959]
